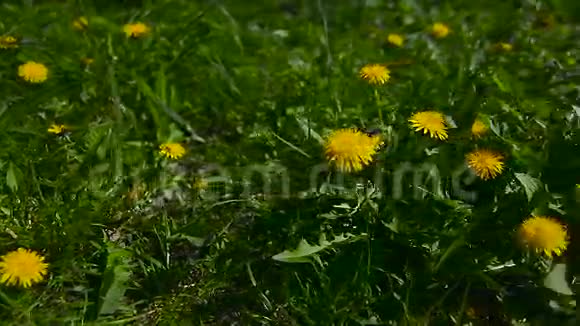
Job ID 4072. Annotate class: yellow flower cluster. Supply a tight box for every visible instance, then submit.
[0,35,18,49]
[326,110,502,180]
[351,23,567,259]
[324,124,564,257]
[374,22,453,49]
[359,23,455,87]
[351,21,506,181]
[72,16,151,39]
[4,8,566,302]
[406,111,501,180]
[2,15,178,290]
[14,18,151,85]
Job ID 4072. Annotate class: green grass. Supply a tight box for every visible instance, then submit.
[0,0,579,325]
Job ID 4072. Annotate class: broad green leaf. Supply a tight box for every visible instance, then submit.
[84,124,109,152]
[544,263,573,295]
[272,233,366,263]
[273,239,324,263]
[382,217,399,233]
[333,203,351,209]
[136,78,164,138]
[98,243,133,316]
[6,163,20,192]
[167,123,185,142]
[572,105,580,118]
[514,173,542,202]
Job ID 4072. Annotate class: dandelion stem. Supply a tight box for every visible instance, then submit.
[374,88,383,124]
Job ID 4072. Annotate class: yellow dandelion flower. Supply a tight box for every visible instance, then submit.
[466,149,505,180]
[0,35,18,49]
[359,64,390,85]
[73,16,88,31]
[386,33,404,47]
[159,143,186,159]
[431,22,450,38]
[325,128,382,173]
[18,61,48,84]
[496,42,513,52]
[48,124,67,135]
[465,307,478,319]
[123,22,150,38]
[81,57,94,66]
[193,177,209,192]
[518,216,568,258]
[535,13,555,29]
[0,248,48,288]
[409,111,449,140]
[471,119,488,138]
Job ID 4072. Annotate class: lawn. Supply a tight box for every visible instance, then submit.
[0,0,579,325]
